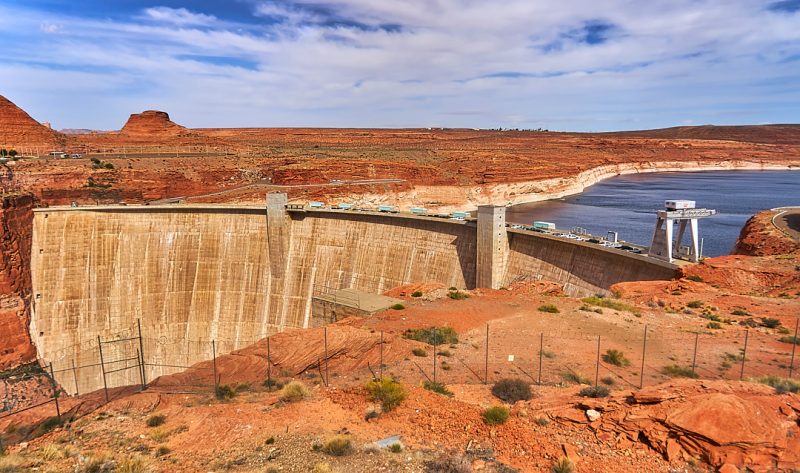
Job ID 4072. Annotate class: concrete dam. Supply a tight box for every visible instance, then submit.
[29,196,677,394]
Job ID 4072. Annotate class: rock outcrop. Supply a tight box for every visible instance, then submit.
[0,193,36,370]
[120,110,186,136]
[734,210,799,256]
[0,95,65,148]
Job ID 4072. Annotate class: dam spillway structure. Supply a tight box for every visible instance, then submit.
[648,200,716,263]
[29,194,678,394]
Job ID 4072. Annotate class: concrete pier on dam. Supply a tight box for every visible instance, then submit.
[29,196,677,394]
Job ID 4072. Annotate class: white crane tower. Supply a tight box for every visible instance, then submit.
[648,200,716,263]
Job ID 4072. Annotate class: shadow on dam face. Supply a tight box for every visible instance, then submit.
[28,205,676,394]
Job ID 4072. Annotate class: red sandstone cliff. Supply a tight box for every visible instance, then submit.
[120,110,186,136]
[734,210,799,256]
[0,193,36,369]
[0,95,65,149]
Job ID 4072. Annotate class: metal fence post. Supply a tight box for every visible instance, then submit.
[789,318,798,379]
[379,331,384,379]
[136,349,145,390]
[538,332,543,385]
[137,319,147,388]
[97,335,109,402]
[484,324,489,385]
[48,362,61,422]
[595,335,601,386]
[691,332,699,377]
[266,336,272,391]
[433,336,437,384]
[740,329,749,381]
[640,325,648,389]
[71,358,79,397]
[212,340,218,389]
[324,326,329,386]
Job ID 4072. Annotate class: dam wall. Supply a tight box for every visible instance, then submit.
[29,203,674,394]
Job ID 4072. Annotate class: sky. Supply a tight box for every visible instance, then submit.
[0,0,798,131]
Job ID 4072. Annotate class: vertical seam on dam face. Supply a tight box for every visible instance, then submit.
[29,204,676,394]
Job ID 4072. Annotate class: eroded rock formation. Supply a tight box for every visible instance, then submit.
[120,110,186,136]
[0,95,65,148]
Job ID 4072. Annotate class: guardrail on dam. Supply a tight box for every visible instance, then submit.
[29,196,677,394]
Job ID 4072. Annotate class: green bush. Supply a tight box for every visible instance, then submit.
[365,377,406,412]
[390,303,405,310]
[685,275,703,283]
[146,414,166,428]
[661,365,698,379]
[411,347,428,357]
[579,385,610,398]
[491,378,532,403]
[280,381,311,402]
[482,406,510,425]
[215,384,237,400]
[731,309,750,316]
[538,304,560,313]
[761,318,781,329]
[581,296,641,316]
[403,327,458,345]
[552,457,576,473]
[447,291,469,300]
[321,435,353,456]
[155,446,171,457]
[706,321,722,329]
[600,376,616,386]
[779,336,800,345]
[687,300,704,309]
[423,381,453,397]
[389,443,403,453]
[411,291,423,298]
[602,349,631,367]
[562,372,591,385]
[752,376,800,394]
[436,350,452,357]
[103,162,114,170]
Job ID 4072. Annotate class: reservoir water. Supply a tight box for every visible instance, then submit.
[506,170,799,257]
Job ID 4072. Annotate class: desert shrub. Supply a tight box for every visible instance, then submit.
[403,327,458,345]
[731,309,750,316]
[538,304,560,313]
[706,321,722,329]
[263,378,283,390]
[388,442,403,453]
[685,275,703,283]
[321,435,352,456]
[600,376,616,386]
[552,457,576,473]
[365,377,406,412]
[149,428,169,442]
[424,453,471,473]
[103,162,114,170]
[117,455,150,473]
[752,376,800,394]
[0,454,22,473]
[602,349,631,367]
[215,384,236,400]
[482,406,510,425]
[440,361,451,371]
[280,381,311,402]
[411,291,423,298]
[535,416,550,426]
[312,463,332,473]
[579,385,610,398]
[155,446,171,457]
[423,381,453,397]
[146,414,166,427]
[740,318,760,328]
[562,372,591,385]
[779,336,800,345]
[661,365,698,378]
[265,436,275,445]
[491,378,532,403]
[761,318,781,329]
[447,291,469,300]
[390,303,405,310]
[581,296,641,316]
[437,349,452,357]
[411,347,428,357]
[687,300,704,309]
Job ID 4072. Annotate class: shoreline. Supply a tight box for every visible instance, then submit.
[333,160,800,213]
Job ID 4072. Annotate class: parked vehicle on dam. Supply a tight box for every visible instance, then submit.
[336,203,354,210]
[450,211,468,220]
[533,221,556,230]
[308,201,325,209]
[378,205,398,213]
[410,207,427,215]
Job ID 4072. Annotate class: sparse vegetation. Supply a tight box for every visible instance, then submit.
[602,349,631,367]
[389,443,403,453]
[687,300,704,309]
[365,377,406,412]
[403,326,458,345]
[0,454,22,473]
[731,309,750,316]
[30,416,62,440]
[440,360,451,371]
[482,406,510,425]
[778,336,800,345]
[661,364,699,379]
[685,275,704,283]
[535,416,550,426]
[424,453,471,473]
[552,457,576,473]
[579,385,610,398]
[280,381,311,402]
[447,291,469,300]
[562,372,591,385]
[321,435,353,456]
[146,414,166,427]
[436,349,452,357]
[760,318,781,329]
[581,296,641,316]
[117,455,150,473]
[149,428,169,442]
[155,446,171,457]
[752,376,800,394]
[411,291,423,298]
[600,376,616,386]
[215,384,237,400]
[491,378,532,403]
[706,321,722,329]
[411,347,428,357]
[538,304,560,313]
[390,303,405,310]
[423,381,453,397]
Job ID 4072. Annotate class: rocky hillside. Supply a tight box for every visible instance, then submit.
[0,95,65,149]
[120,110,187,137]
[734,210,800,256]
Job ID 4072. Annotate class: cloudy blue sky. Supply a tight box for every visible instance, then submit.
[0,0,798,131]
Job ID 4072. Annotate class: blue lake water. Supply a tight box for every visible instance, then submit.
[506,170,799,257]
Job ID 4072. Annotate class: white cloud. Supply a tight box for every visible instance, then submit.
[0,1,798,130]
[39,22,62,34]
